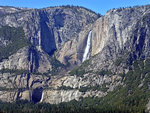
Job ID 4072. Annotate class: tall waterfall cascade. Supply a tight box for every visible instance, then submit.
[82,31,92,62]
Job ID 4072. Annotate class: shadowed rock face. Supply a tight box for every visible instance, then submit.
[28,47,39,73]
[39,11,56,55]
[0,6,99,72]
[0,5,150,111]
[128,13,150,60]
[32,87,43,103]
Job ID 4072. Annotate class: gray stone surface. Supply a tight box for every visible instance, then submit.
[0,5,150,108]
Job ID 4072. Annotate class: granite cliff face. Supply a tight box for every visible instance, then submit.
[0,72,121,104]
[0,6,99,72]
[87,5,150,72]
[0,5,150,111]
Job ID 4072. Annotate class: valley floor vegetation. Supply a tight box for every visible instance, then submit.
[0,59,150,113]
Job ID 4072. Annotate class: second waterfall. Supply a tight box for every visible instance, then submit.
[82,31,92,62]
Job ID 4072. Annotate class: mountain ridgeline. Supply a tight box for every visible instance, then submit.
[0,5,150,113]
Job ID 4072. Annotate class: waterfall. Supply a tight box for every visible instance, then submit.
[40,92,44,102]
[82,31,92,62]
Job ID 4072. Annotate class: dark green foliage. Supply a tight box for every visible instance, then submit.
[95,59,150,113]
[0,99,126,113]
[0,58,149,112]
[69,66,86,76]
[69,59,91,76]
[143,59,150,74]
[114,57,126,66]
[49,56,66,75]
[114,51,130,67]
[58,86,74,90]
[79,86,90,92]
[0,87,27,91]
[0,87,16,91]
[44,55,71,76]
[0,68,28,75]
[51,56,65,69]
[96,69,112,76]
[74,59,150,113]
[0,26,30,61]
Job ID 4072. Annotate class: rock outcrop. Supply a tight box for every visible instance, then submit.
[82,5,150,73]
[0,6,99,72]
[0,72,122,103]
[0,47,52,73]
[0,5,150,111]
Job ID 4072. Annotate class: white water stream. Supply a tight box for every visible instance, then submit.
[82,31,92,62]
[40,92,44,102]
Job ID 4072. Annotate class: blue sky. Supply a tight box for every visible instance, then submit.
[0,0,150,15]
